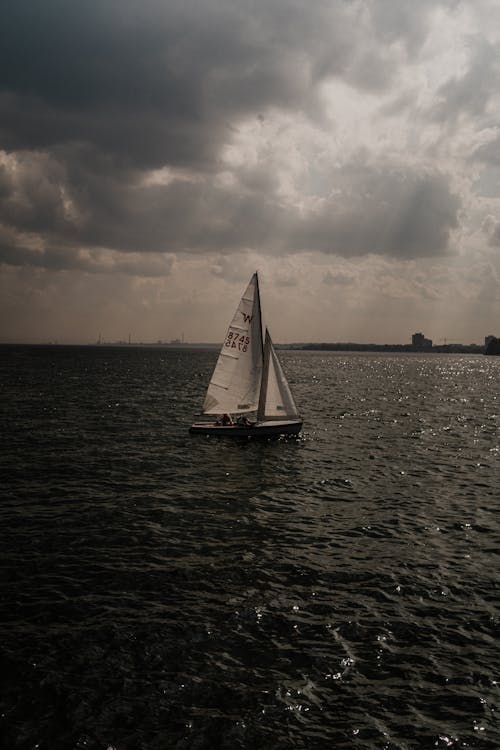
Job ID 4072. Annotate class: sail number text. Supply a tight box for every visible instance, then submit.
[225,331,250,352]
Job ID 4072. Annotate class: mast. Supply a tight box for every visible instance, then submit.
[255,272,266,421]
[257,328,271,421]
[254,271,264,362]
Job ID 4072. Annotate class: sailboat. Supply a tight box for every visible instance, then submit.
[189,272,302,437]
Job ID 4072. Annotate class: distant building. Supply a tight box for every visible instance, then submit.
[412,332,432,348]
[485,337,500,356]
[485,335,496,347]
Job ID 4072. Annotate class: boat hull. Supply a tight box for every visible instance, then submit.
[189,419,302,437]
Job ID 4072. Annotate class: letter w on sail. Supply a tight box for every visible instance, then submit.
[242,313,253,323]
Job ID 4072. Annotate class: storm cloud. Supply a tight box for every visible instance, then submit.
[0,0,499,343]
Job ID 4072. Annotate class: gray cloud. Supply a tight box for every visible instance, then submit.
[473,135,500,167]
[431,37,500,123]
[0,150,461,265]
[0,0,357,168]
[487,222,500,247]
[369,0,450,56]
[0,152,69,234]
[0,0,457,162]
[290,165,460,259]
[0,0,469,273]
[0,229,173,276]
[323,270,356,286]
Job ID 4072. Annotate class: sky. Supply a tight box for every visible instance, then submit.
[1,0,500,345]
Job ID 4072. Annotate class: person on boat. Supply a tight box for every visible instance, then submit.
[236,415,251,427]
[221,413,233,425]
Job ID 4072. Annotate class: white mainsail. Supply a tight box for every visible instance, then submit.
[258,329,299,420]
[202,273,263,414]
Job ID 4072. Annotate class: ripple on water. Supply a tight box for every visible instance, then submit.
[0,347,499,749]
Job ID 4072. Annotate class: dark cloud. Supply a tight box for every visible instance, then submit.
[0,157,289,259]
[0,226,173,276]
[0,0,355,169]
[289,165,461,259]
[0,0,462,271]
[0,242,86,272]
[0,151,69,234]
[0,92,222,172]
[0,0,456,163]
[0,156,460,266]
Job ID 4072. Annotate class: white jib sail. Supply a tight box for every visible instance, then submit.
[202,273,263,415]
[261,330,299,420]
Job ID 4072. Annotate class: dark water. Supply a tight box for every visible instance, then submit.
[1,345,499,750]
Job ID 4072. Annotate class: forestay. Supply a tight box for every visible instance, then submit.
[202,273,263,414]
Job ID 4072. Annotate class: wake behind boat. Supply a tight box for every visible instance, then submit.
[189,273,302,437]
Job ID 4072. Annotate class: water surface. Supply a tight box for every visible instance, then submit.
[1,346,499,749]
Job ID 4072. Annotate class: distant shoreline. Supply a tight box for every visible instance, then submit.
[285,342,486,354]
[0,341,487,353]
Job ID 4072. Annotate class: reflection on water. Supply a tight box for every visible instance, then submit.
[0,346,499,749]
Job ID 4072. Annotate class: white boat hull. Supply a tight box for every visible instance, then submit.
[189,419,302,437]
